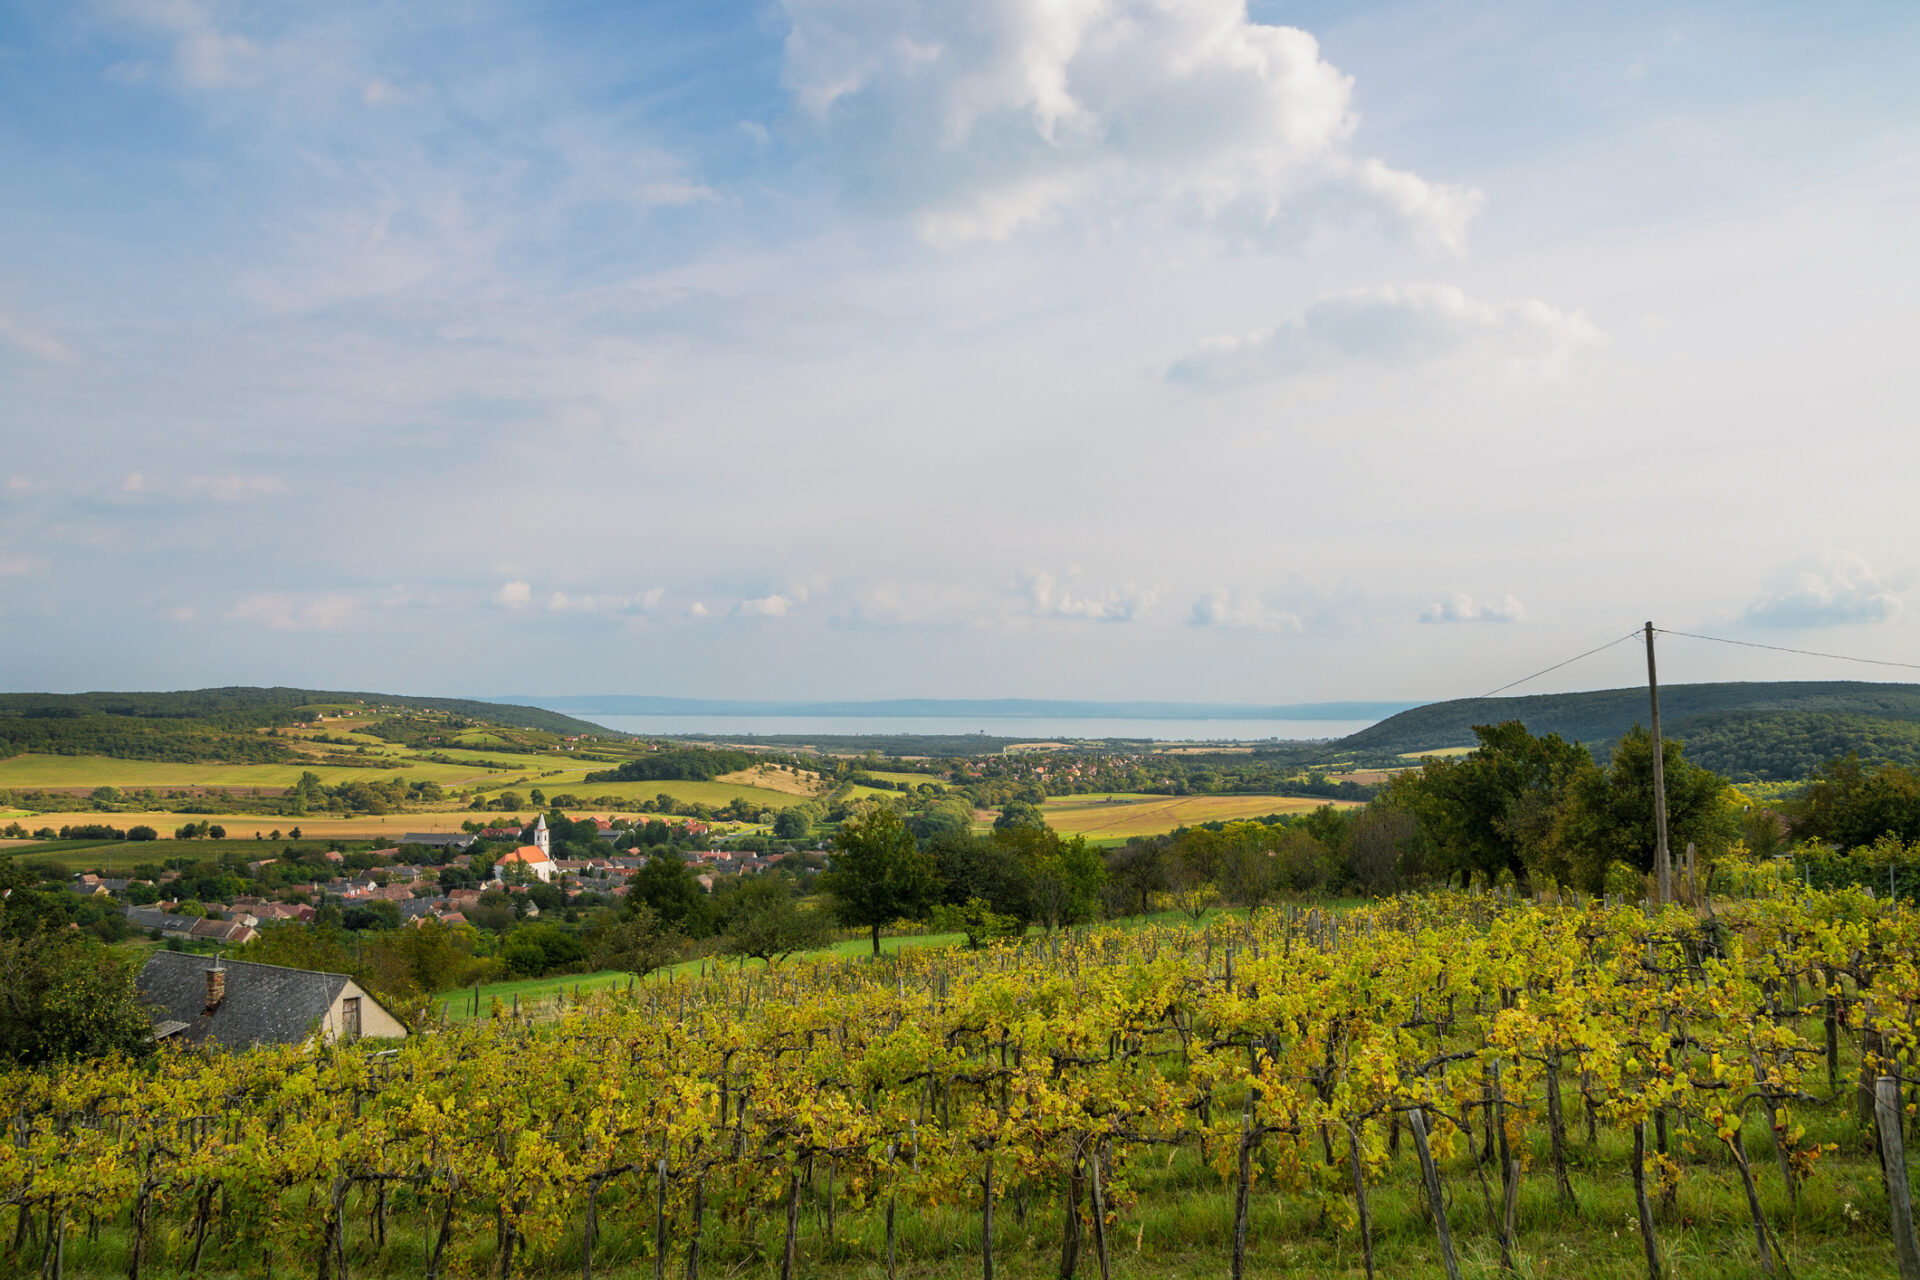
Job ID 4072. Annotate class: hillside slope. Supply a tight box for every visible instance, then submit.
[1340,680,1920,779]
[0,688,619,749]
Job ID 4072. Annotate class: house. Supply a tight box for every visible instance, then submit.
[124,908,257,944]
[137,952,407,1048]
[493,815,555,883]
[400,832,477,853]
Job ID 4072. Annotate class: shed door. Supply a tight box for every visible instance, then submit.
[342,996,362,1041]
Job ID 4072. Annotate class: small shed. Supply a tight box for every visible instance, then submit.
[137,952,408,1049]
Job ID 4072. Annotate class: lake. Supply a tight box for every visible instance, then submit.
[581,714,1380,743]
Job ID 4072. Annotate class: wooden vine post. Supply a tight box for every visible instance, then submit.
[1876,1076,1920,1280]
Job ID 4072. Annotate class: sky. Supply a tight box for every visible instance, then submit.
[2,0,1918,704]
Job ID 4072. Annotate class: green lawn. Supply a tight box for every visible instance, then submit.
[0,752,517,790]
[435,929,968,1020]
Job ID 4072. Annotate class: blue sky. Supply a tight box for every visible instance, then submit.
[2,0,1918,702]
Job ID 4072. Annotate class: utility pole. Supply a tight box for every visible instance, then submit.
[1645,622,1673,906]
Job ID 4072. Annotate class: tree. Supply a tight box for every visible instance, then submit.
[994,801,1047,832]
[1216,835,1280,917]
[1787,756,1920,850]
[772,807,812,841]
[1396,721,1591,888]
[593,905,681,980]
[717,878,834,967]
[820,807,939,955]
[631,852,713,937]
[1027,834,1106,931]
[1560,726,1739,892]
[0,858,153,1065]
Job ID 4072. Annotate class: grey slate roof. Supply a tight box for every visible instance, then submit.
[401,832,476,849]
[136,952,352,1049]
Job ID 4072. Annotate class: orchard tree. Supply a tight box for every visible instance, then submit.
[821,807,939,955]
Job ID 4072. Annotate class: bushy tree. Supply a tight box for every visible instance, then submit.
[821,807,938,955]
[1560,726,1739,892]
[0,858,153,1065]
[1395,721,1591,888]
[1787,756,1920,850]
[716,878,833,967]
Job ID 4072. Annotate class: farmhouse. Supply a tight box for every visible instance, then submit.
[137,953,406,1048]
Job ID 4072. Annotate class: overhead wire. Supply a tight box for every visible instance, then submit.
[1654,628,1920,674]
[1463,630,1644,702]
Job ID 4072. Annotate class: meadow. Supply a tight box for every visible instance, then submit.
[1038,792,1358,840]
[0,753,512,791]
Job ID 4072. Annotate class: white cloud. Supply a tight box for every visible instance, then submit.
[640,180,720,207]
[1421,593,1528,624]
[226,592,361,631]
[688,601,712,618]
[780,0,1479,248]
[1169,284,1602,388]
[545,587,666,615]
[110,0,263,89]
[735,593,797,618]
[158,604,196,622]
[122,472,146,492]
[0,555,43,577]
[4,477,43,495]
[494,581,533,610]
[186,474,287,500]
[1739,561,1906,629]
[1187,589,1305,633]
[0,310,76,364]
[1018,568,1156,622]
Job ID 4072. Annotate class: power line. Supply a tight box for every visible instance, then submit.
[1466,630,1644,702]
[1654,628,1920,674]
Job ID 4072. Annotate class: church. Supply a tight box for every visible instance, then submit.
[492,813,557,884]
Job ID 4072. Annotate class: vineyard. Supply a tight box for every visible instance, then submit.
[6,888,1920,1280]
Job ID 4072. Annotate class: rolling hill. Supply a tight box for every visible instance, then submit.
[1339,680,1920,780]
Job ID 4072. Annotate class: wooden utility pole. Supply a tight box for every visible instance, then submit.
[1645,622,1673,906]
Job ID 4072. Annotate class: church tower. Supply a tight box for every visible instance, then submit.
[532,813,550,856]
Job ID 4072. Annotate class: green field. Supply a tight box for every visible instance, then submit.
[8,836,355,872]
[1035,792,1356,840]
[0,752,517,790]
[863,769,946,788]
[510,776,812,809]
[435,929,968,1019]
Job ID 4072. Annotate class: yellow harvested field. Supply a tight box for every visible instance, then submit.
[716,765,829,797]
[1397,746,1476,759]
[1038,793,1358,840]
[8,811,480,839]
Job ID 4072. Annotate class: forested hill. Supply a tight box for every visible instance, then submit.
[0,688,616,744]
[1338,680,1920,780]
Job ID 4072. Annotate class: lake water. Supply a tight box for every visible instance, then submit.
[582,714,1379,743]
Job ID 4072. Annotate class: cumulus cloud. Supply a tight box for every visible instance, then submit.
[494,581,533,610]
[1187,589,1306,633]
[122,472,146,492]
[735,593,798,618]
[1739,561,1906,628]
[780,0,1480,248]
[1169,284,1602,388]
[1421,593,1528,624]
[1018,569,1156,622]
[227,592,361,631]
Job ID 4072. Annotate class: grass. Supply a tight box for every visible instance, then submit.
[3,810,483,840]
[11,836,345,872]
[1037,793,1360,840]
[0,752,526,790]
[434,929,967,1020]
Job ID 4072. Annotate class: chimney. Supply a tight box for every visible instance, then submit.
[204,961,226,1013]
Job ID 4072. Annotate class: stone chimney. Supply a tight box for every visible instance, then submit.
[204,961,226,1013]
